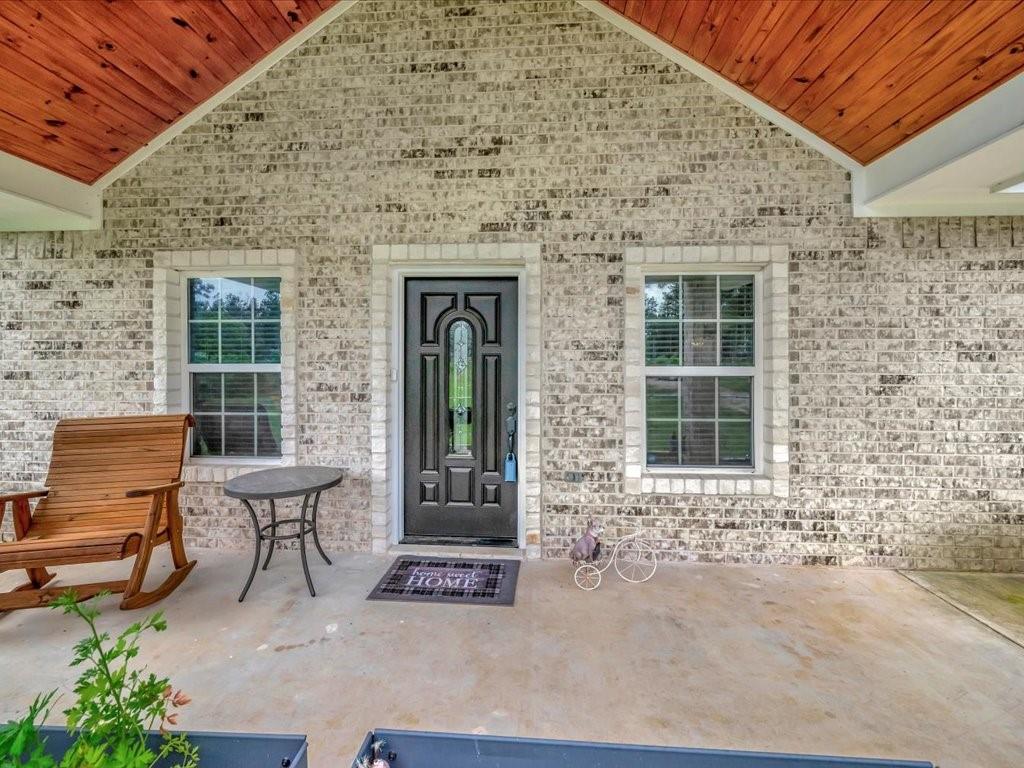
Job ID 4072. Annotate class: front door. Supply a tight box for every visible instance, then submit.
[403,277,518,544]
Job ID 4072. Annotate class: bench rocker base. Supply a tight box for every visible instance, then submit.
[0,415,197,613]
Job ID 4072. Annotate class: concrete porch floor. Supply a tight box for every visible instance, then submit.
[2,549,1023,768]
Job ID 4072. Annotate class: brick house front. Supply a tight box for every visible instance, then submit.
[2,0,1023,571]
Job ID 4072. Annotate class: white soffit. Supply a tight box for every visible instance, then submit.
[0,151,101,231]
[858,71,1024,217]
[578,0,1024,219]
[0,0,357,232]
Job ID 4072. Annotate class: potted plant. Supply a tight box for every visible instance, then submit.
[1,592,307,768]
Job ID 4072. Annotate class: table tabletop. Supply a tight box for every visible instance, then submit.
[223,465,344,501]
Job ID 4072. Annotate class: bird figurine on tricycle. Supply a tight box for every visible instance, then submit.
[569,519,657,590]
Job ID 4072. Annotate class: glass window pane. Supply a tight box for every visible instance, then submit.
[721,322,754,366]
[257,413,282,457]
[680,275,716,319]
[189,278,219,320]
[188,323,219,363]
[224,415,256,456]
[679,421,715,465]
[192,415,222,456]
[254,278,281,320]
[645,277,679,320]
[448,319,474,456]
[254,322,281,364]
[719,421,753,467]
[221,277,253,320]
[718,376,752,419]
[221,322,253,363]
[720,275,754,319]
[646,420,679,465]
[224,373,255,413]
[257,372,282,414]
[191,373,221,412]
[681,322,717,365]
[679,377,715,419]
[645,322,679,365]
[645,377,678,420]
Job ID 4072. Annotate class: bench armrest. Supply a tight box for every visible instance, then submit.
[125,481,184,498]
[0,489,48,537]
[0,489,49,505]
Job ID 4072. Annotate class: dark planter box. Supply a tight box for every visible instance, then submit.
[39,725,307,768]
[353,730,933,768]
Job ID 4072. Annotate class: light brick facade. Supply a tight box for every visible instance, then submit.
[2,0,1023,569]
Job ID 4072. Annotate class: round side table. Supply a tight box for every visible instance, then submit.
[223,466,343,601]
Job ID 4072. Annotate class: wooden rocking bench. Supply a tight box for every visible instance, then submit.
[0,414,197,611]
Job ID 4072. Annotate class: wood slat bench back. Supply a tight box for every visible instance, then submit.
[33,415,192,533]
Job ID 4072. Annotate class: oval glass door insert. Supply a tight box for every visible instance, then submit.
[448,319,474,456]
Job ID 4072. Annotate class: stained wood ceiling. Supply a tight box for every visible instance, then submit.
[601,0,1024,163]
[0,0,335,183]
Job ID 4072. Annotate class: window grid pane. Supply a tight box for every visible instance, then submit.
[191,372,282,458]
[645,274,754,369]
[645,375,753,469]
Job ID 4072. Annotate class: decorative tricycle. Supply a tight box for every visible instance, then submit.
[571,524,657,590]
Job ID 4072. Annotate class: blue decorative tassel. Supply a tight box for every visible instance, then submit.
[504,451,518,482]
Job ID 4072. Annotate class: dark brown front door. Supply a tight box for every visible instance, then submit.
[403,277,518,544]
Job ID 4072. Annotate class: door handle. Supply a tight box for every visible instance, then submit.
[505,402,517,453]
[504,401,518,482]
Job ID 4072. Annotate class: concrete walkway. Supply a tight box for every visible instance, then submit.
[902,570,1024,648]
[2,550,1023,767]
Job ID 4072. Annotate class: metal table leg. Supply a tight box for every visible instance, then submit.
[261,498,277,570]
[239,499,261,603]
[298,493,315,597]
[309,491,332,565]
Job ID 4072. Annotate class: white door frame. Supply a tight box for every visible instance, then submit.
[390,265,527,549]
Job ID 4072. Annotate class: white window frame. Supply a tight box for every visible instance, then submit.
[181,268,284,463]
[642,269,763,475]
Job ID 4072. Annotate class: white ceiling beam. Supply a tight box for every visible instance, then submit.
[857,72,1024,216]
[0,151,101,231]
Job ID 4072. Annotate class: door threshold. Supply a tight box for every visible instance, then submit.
[389,543,526,561]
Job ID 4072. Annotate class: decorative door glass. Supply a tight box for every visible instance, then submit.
[448,320,474,456]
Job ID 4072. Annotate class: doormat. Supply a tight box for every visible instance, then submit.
[367,556,520,606]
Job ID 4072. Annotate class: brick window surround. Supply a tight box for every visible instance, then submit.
[624,245,790,497]
[153,249,298,483]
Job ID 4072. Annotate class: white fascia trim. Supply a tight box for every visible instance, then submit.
[93,0,359,190]
[0,150,101,231]
[576,0,861,174]
[861,71,1024,206]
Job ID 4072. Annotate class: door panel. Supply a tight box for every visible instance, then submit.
[404,277,518,543]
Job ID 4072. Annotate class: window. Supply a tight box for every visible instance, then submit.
[186,275,282,458]
[644,273,757,470]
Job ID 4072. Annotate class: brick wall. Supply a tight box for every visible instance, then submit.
[2,0,1023,569]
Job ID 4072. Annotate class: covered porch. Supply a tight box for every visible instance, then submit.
[3,550,1022,767]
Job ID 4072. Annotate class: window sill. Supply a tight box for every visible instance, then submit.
[640,471,787,497]
[182,457,287,484]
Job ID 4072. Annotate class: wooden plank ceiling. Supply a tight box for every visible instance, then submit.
[601,0,1024,163]
[0,0,335,183]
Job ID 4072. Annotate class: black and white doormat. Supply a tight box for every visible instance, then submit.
[367,556,519,606]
